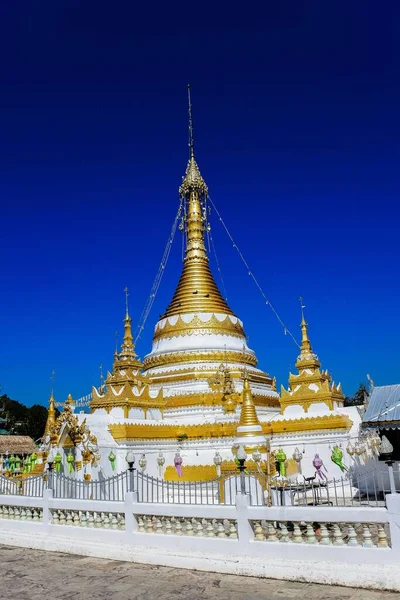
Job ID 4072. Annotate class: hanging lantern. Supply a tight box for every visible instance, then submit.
[174,450,183,477]
[292,447,303,474]
[213,451,223,477]
[354,441,365,456]
[231,443,240,456]
[157,452,165,477]
[346,441,355,457]
[252,449,261,464]
[138,453,147,472]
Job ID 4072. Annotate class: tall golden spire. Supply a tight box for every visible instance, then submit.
[299,297,312,353]
[162,86,233,319]
[237,374,262,431]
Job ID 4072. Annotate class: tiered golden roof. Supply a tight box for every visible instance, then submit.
[280,311,345,413]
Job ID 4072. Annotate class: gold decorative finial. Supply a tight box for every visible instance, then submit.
[114,330,119,356]
[188,84,194,158]
[299,297,311,352]
[179,85,208,198]
[124,286,129,318]
[119,288,141,363]
[50,369,56,396]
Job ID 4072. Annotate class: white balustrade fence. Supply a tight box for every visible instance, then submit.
[0,485,399,591]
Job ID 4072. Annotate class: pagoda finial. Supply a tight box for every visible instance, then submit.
[179,86,208,198]
[188,84,194,158]
[124,286,130,319]
[114,329,119,357]
[299,297,312,353]
[50,369,55,396]
[118,288,141,364]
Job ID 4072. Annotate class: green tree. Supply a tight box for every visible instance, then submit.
[0,394,59,440]
[344,383,368,407]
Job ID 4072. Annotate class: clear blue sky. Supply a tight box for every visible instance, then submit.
[1,2,399,407]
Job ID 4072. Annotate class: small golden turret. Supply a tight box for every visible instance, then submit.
[237,375,262,435]
[43,392,56,438]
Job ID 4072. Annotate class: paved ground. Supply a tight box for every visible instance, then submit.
[0,545,397,600]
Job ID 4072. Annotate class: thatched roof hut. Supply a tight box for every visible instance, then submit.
[0,436,37,454]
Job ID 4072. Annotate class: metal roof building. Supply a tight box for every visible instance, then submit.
[363,385,400,428]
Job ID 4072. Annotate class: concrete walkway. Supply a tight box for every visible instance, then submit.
[0,544,397,600]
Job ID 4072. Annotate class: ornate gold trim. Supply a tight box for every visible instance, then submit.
[143,349,258,370]
[153,314,245,342]
[271,414,352,434]
[149,369,272,386]
[164,391,279,409]
[109,414,351,442]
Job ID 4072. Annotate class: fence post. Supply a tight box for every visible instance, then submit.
[42,487,53,533]
[235,492,253,548]
[128,467,136,493]
[386,493,400,559]
[387,462,397,494]
[124,491,138,535]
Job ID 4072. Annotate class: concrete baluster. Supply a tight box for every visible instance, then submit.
[267,522,278,542]
[216,520,225,538]
[111,513,118,530]
[137,516,144,532]
[319,524,332,545]
[292,523,303,543]
[377,524,389,548]
[155,516,163,534]
[229,521,238,539]
[332,524,344,546]
[206,520,215,537]
[347,524,359,547]
[186,519,194,536]
[254,520,264,541]
[305,523,317,544]
[164,517,173,535]
[146,516,153,533]
[279,522,289,543]
[362,524,374,548]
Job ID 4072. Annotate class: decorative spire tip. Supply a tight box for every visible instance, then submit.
[187,84,194,158]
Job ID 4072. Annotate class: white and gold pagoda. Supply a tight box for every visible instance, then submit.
[44,91,361,481]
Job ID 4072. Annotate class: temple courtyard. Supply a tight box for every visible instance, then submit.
[0,545,397,600]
